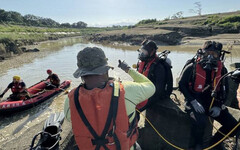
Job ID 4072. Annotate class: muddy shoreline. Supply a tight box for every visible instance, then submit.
[85,27,240,47]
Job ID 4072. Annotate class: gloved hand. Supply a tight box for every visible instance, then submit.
[209,106,221,117]
[0,93,4,98]
[118,60,130,73]
[190,99,205,114]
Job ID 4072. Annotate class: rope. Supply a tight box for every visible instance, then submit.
[126,85,239,150]
[208,77,226,136]
[136,109,184,150]
[136,106,240,150]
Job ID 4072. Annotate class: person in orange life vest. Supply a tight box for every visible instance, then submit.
[45,69,60,89]
[136,39,173,111]
[179,41,240,150]
[0,75,29,101]
[64,47,155,150]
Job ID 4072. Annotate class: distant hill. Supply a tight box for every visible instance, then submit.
[0,8,87,28]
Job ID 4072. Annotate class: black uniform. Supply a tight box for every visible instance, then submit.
[46,73,60,89]
[138,57,173,111]
[179,63,239,149]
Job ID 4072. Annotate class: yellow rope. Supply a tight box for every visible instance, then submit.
[136,109,185,150]
[203,122,240,150]
[208,77,227,137]
[127,70,240,150]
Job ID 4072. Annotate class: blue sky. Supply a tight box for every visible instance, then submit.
[1,0,240,27]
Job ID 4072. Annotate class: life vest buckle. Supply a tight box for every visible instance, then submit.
[112,125,115,135]
[104,134,115,145]
[108,141,115,145]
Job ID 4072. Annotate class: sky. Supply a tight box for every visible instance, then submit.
[0,0,240,27]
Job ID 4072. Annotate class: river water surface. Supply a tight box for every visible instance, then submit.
[0,37,239,146]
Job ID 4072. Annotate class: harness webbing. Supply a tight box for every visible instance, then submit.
[74,82,121,150]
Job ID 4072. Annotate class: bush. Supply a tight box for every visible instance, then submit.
[219,15,240,24]
[203,15,240,30]
[137,19,157,25]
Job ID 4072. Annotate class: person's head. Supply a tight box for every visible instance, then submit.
[73,47,111,88]
[138,39,158,61]
[13,75,20,83]
[47,69,52,75]
[199,41,222,70]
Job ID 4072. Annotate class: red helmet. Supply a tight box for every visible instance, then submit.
[47,69,52,74]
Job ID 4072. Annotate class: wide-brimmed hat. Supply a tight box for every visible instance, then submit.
[73,47,111,78]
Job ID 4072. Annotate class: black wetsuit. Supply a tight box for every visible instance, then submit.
[179,63,239,148]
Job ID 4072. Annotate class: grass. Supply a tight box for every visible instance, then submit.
[203,14,240,29]
[0,24,124,44]
[0,24,126,56]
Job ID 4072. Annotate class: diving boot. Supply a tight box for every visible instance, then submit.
[30,112,65,150]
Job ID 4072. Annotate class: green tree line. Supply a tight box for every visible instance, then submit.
[0,8,87,28]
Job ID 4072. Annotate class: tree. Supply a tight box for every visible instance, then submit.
[0,10,23,23]
[171,11,183,19]
[72,21,87,28]
[60,23,71,28]
[189,2,202,16]
[40,18,60,27]
[24,14,41,26]
[7,11,23,23]
[137,19,157,25]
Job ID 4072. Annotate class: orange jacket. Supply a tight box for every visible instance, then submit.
[68,81,138,150]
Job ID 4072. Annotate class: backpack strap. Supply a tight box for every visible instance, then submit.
[74,82,121,150]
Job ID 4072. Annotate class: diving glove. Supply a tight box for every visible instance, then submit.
[209,106,221,117]
[118,60,130,73]
[190,99,205,114]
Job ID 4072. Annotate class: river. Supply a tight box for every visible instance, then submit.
[0,37,239,146]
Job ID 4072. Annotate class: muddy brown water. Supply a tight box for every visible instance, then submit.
[0,37,239,147]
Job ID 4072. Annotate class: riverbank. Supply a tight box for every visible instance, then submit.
[86,26,240,46]
[86,11,240,46]
[0,24,123,61]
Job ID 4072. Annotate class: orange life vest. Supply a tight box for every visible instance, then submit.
[192,61,222,92]
[68,81,138,150]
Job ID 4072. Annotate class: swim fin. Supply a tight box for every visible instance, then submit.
[30,112,65,150]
